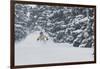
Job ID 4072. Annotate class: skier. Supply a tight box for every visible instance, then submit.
[37,32,48,41]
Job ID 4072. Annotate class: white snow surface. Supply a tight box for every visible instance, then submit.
[15,31,94,65]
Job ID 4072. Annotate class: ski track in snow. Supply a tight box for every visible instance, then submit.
[15,31,94,65]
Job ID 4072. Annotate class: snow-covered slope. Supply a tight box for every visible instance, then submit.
[15,31,94,65]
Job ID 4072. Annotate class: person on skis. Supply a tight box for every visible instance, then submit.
[37,32,48,41]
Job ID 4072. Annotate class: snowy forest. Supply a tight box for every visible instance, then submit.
[15,4,95,48]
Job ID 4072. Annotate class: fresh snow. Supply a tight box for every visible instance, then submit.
[15,31,94,65]
[73,29,82,33]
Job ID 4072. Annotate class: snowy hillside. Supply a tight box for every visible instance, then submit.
[15,31,94,65]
